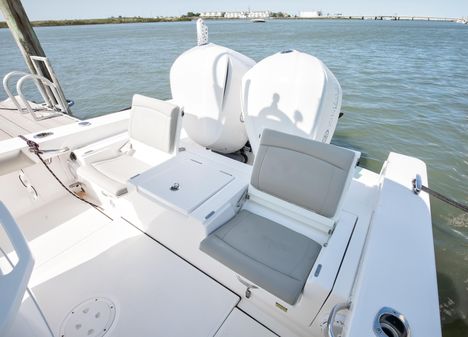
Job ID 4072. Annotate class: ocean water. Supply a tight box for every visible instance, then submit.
[1,19,467,336]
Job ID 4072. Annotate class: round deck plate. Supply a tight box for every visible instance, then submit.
[59,298,116,337]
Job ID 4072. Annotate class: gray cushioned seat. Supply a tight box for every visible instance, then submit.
[200,210,321,305]
[200,129,357,305]
[76,94,180,197]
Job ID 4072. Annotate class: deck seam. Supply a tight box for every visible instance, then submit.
[120,215,286,336]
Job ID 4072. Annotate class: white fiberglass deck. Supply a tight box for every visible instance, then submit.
[0,98,76,141]
[1,195,277,337]
[0,104,440,337]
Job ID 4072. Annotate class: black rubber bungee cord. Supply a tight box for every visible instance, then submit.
[18,135,113,220]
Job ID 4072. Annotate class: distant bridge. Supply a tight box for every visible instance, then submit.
[298,15,456,22]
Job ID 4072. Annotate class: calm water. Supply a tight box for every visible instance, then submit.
[1,19,467,336]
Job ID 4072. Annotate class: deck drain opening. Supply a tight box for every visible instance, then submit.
[60,298,116,337]
[380,314,406,337]
[374,307,409,337]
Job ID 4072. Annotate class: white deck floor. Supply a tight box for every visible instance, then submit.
[0,98,76,141]
[2,195,277,337]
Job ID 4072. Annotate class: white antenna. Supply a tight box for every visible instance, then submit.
[197,18,209,46]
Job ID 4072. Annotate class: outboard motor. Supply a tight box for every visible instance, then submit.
[170,19,256,153]
[241,50,342,154]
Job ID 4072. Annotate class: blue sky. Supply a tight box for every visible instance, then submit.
[2,0,468,20]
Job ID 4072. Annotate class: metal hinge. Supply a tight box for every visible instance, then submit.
[237,276,258,299]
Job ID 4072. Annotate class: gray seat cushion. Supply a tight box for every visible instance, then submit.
[200,210,321,305]
[251,128,357,218]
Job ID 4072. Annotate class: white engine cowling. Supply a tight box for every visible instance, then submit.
[170,43,256,153]
[241,50,342,154]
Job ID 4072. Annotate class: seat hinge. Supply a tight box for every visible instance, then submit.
[235,189,249,214]
[237,276,258,299]
[119,141,134,155]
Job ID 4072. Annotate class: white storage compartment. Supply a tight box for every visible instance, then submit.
[241,50,342,154]
[130,155,234,215]
[170,43,256,153]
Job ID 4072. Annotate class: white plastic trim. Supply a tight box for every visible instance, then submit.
[247,186,335,234]
[0,202,35,335]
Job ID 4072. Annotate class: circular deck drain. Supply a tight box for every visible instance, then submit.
[374,307,410,337]
[60,298,116,337]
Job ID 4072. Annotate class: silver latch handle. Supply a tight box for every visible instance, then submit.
[236,276,258,299]
[326,302,351,337]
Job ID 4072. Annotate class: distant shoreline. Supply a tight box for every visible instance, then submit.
[0,16,192,29]
[0,15,458,29]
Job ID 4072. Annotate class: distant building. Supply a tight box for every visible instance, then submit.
[224,11,247,19]
[200,11,224,18]
[299,11,322,18]
[247,11,271,18]
[201,10,271,19]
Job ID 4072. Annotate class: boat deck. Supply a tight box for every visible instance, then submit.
[1,195,276,337]
[0,110,439,337]
[0,98,76,141]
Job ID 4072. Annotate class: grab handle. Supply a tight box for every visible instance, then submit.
[16,74,66,120]
[326,302,351,337]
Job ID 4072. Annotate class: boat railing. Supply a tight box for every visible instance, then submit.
[30,56,71,114]
[2,70,51,113]
[16,73,68,121]
[326,302,350,337]
[2,56,72,121]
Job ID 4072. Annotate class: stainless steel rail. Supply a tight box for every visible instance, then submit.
[2,56,71,120]
[2,71,51,113]
[16,74,66,121]
[326,302,351,337]
[30,56,71,115]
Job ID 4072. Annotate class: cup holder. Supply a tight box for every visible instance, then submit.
[374,307,410,337]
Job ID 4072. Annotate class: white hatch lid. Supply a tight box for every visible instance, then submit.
[130,154,234,215]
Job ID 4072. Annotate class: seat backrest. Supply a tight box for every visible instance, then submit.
[251,129,359,219]
[129,94,181,153]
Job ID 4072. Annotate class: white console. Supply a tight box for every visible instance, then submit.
[129,151,249,235]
